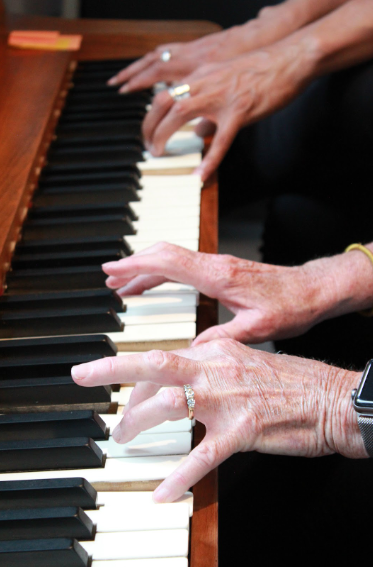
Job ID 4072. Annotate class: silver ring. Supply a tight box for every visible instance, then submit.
[183,384,195,420]
[160,50,171,62]
[168,83,191,101]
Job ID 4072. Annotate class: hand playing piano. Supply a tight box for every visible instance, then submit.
[140,40,315,181]
[102,242,346,346]
[71,340,365,502]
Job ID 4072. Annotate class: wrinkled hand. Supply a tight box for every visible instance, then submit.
[142,42,315,180]
[102,242,332,346]
[107,24,262,94]
[71,339,362,502]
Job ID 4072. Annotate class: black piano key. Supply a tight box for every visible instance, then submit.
[15,237,133,259]
[59,108,146,125]
[53,122,143,147]
[0,478,97,511]
[0,377,112,413]
[45,147,143,172]
[0,538,90,567]
[0,507,95,541]
[11,247,126,270]
[0,334,117,363]
[0,411,108,442]
[0,306,123,338]
[0,437,104,472]
[49,141,144,159]
[38,164,141,187]
[66,90,150,105]
[0,351,108,379]
[28,204,138,222]
[20,214,135,242]
[6,266,110,293]
[0,289,124,314]
[33,186,140,209]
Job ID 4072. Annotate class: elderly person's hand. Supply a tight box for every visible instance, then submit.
[102,242,373,346]
[141,40,315,181]
[71,339,364,502]
[106,4,305,94]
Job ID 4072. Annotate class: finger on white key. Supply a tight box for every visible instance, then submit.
[87,502,190,531]
[96,491,194,517]
[72,351,200,388]
[82,529,188,560]
[112,388,187,444]
[153,436,230,503]
[96,432,191,457]
[92,558,188,567]
[101,413,192,436]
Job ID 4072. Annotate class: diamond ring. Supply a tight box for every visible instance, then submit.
[160,50,172,62]
[168,83,191,101]
[183,384,195,420]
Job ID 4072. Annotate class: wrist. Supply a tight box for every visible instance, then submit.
[325,367,367,458]
[302,245,373,322]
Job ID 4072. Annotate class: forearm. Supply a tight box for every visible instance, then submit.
[229,0,349,54]
[276,0,373,77]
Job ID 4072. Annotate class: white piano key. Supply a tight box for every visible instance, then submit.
[133,217,199,230]
[140,153,201,171]
[140,174,202,189]
[81,529,189,560]
[92,558,188,567]
[143,283,196,293]
[87,502,190,531]
[96,491,193,517]
[127,228,199,244]
[119,307,196,326]
[131,205,200,220]
[101,414,192,435]
[0,455,187,483]
[123,293,198,309]
[165,132,204,154]
[96,432,191,458]
[106,322,196,343]
[132,239,199,253]
[136,193,201,208]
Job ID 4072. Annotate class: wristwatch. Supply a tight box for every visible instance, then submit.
[352,359,373,457]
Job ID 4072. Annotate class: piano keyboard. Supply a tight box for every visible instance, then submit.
[0,57,203,565]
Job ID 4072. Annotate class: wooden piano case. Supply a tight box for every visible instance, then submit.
[0,7,219,567]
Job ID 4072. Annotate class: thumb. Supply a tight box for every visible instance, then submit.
[153,435,230,503]
[194,119,238,181]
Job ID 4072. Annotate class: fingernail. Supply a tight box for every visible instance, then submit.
[102,261,117,270]
[71,363,93,381]
[107,76,117,85]
[119,84,129,94]
[112,426,122,443]
[153,485,171,503]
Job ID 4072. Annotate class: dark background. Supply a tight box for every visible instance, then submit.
[81,0,281,28]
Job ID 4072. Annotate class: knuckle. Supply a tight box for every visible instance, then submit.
[146,349,169,371]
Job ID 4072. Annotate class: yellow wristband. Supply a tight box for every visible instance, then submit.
[345,243,373,317]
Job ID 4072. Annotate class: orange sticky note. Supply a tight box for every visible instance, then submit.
[8,30,82,51]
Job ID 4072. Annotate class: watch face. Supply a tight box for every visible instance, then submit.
[355,360,373,409]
